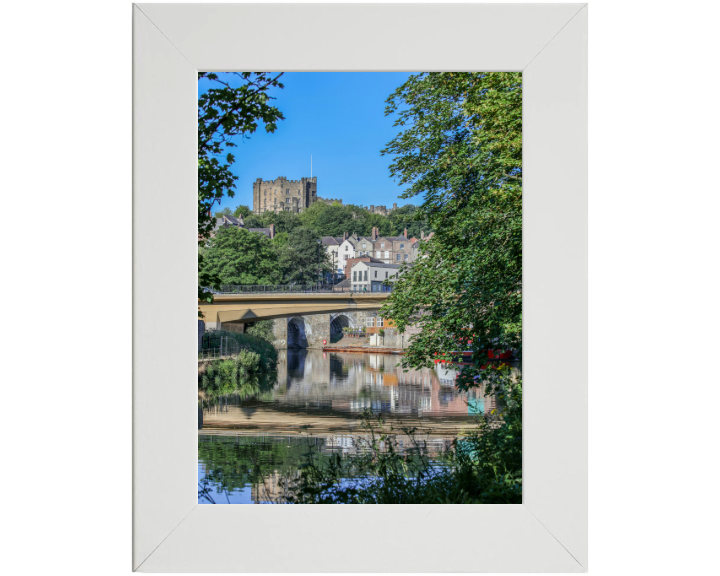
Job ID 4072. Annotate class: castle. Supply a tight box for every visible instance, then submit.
[252,176,342,214]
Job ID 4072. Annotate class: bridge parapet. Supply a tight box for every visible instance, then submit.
[198,292,391,330]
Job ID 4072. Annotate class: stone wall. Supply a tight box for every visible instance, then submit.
[272,311,370,349]
[253,176,318,214]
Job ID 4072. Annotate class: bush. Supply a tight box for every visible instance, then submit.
[285,374,522,504]
[245,320,275,344]
[202,329,278,373]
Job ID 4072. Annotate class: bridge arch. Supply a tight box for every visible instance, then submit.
[330,313,357,342]
[287,316,311,349]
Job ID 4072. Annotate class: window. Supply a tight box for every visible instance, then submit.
[404,254,408,260]
[353,271,357,281]
[374,271,377,278]
[286,189,290,195]
[366,314,375,328]
[396,254,401,261]
[400,243,404,249]
[344,255,349,260]
[286,198,290,203]
[362,243,366,248]
[385,271,388,279]
[364,270,368,281]
[377,316,384,327]
[384,251,389,259]
[376,251,381,258]
[381,243,385,248]
[345,245,349,251]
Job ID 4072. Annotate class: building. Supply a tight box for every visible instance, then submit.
[204,213,275,240]
[247,223,276,239]
[252,176,342,214]
[321,236,342,275]
[350,261,404,292]
[323,227,415,273]
[210,213,244,235]
[343,255,384,279]
[367,203,398,216]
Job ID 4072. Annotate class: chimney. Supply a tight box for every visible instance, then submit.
[343,231,348,241]
[421,231,424,240]
[269,223,275,239]
[403,228,408,238]
[393,203,397,210]
[372,227,378,241]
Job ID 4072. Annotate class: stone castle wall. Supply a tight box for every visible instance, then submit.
[252,176,345,214]
[253,176,318,214]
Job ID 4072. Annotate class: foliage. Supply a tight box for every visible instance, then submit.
[201,329,278,374]
[244,209,302,235]
[379,72,523,377]
[243,201,430,240]
[285,375,521,504]
[215,207,233,217]
[198,72,285,309]
[233,204,251,219]
[200,349,263,396]
[198,436,334,501]
[385,204,428,240]
[245,320,275,343]
[201,227,282,285]
[277,226,331,284]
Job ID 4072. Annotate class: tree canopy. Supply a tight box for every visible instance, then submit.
[277,226,331,284]
[198,72,285,305]
[201,227,282,285]
[201,225,330,287]
[234,201,431,240]
[379,72,523,387]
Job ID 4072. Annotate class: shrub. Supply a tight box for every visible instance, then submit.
[284,374,522,504]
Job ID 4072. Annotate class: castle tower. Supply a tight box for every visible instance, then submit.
[252,176,318,214]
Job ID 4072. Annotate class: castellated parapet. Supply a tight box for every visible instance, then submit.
[368,202,398,216]
[253,176,319,214]
[252,176,346,214]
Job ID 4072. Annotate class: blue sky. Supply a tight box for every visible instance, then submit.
[199,72,415,212]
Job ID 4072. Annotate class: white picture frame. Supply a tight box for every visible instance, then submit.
[133,2,587,572]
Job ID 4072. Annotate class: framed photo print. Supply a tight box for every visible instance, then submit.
[133,3,587,572]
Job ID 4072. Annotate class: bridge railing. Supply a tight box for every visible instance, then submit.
[203,284,394,295]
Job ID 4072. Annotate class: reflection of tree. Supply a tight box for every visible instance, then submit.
[199,370,278,411]
[197,436,331,501]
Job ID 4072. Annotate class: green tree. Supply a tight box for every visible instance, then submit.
[215,207,233,217]
[277,226,330,284]
[201,227,282,285]
[198,72,285,306]
[379,72,522,385]
[387,204,430,238]
[233,205,252,219]
[298,202,359,237]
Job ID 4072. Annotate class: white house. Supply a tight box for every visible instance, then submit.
[350,261,404,292]
[338,236,357,266]
[321,236,343,274]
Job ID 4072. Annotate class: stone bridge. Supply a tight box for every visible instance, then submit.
[198,292,390,349]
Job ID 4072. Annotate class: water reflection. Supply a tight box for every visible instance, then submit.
[199,349,516,503]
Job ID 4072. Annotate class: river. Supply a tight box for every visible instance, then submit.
[198,349,497,503]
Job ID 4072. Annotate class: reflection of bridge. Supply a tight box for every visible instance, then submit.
[200,293,389,327]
